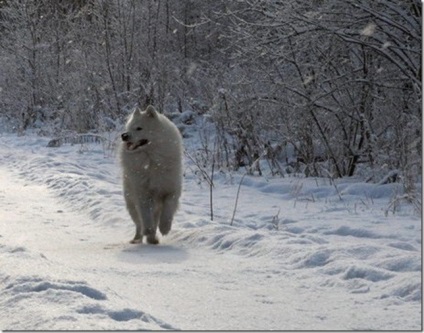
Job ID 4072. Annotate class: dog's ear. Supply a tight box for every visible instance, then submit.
[132,107,142,118]
[145,105,157,118]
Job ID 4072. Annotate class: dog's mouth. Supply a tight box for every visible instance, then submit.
[126,139,150,151]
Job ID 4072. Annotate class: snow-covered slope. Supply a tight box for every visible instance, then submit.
[0,133,421,330]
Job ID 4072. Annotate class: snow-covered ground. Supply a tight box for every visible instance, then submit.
[0,128,421,330]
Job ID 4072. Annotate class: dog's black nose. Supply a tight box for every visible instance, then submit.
[121,133,129,141]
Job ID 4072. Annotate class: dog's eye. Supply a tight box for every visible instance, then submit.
[136,127,142,131]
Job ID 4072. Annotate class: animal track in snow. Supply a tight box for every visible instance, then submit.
[387,242,418,252]
[343,266,394,282]
[4,279,107,301]
[376,256,421,273]
[299,250,332,268]
[77,305,143,321]
[324,226,395,239]
[77,305,176,329]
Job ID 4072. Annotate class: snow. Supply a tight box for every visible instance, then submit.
[0,130,421,331]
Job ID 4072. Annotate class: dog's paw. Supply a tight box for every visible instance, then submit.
[130,238,143,244]
[146,235,159,245]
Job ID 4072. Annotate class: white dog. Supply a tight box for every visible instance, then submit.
[120,105,183,244]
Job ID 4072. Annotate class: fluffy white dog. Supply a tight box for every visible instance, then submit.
[120,105,183,244]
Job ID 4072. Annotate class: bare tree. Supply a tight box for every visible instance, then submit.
[0,0,420,184]
[207,0,421,180]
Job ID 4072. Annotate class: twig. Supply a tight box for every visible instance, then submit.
[184,150,214,187]
[210,155,215,221]
[324,169,343,201]
[230,152,264,226]
[271,208,281,230]
[230,173,247,226]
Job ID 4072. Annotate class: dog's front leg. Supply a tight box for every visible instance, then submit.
[137,198,159,244]
[131,224,143,244]
[124,194,143,244]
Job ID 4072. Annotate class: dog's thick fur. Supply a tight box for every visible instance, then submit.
[120,105,183,244]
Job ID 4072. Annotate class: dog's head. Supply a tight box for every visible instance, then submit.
[121,105,158,152]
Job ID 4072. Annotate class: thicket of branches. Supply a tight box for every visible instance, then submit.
[0,0,421,182]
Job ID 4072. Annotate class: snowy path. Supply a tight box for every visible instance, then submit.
[0,166,355,330]
[0,134,421,330]
[0,166,375,330]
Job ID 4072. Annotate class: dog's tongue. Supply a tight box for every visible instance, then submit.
[126,139,149,151]
[126,142,135,150]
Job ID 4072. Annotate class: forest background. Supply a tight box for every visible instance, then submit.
[0,0,421,187]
